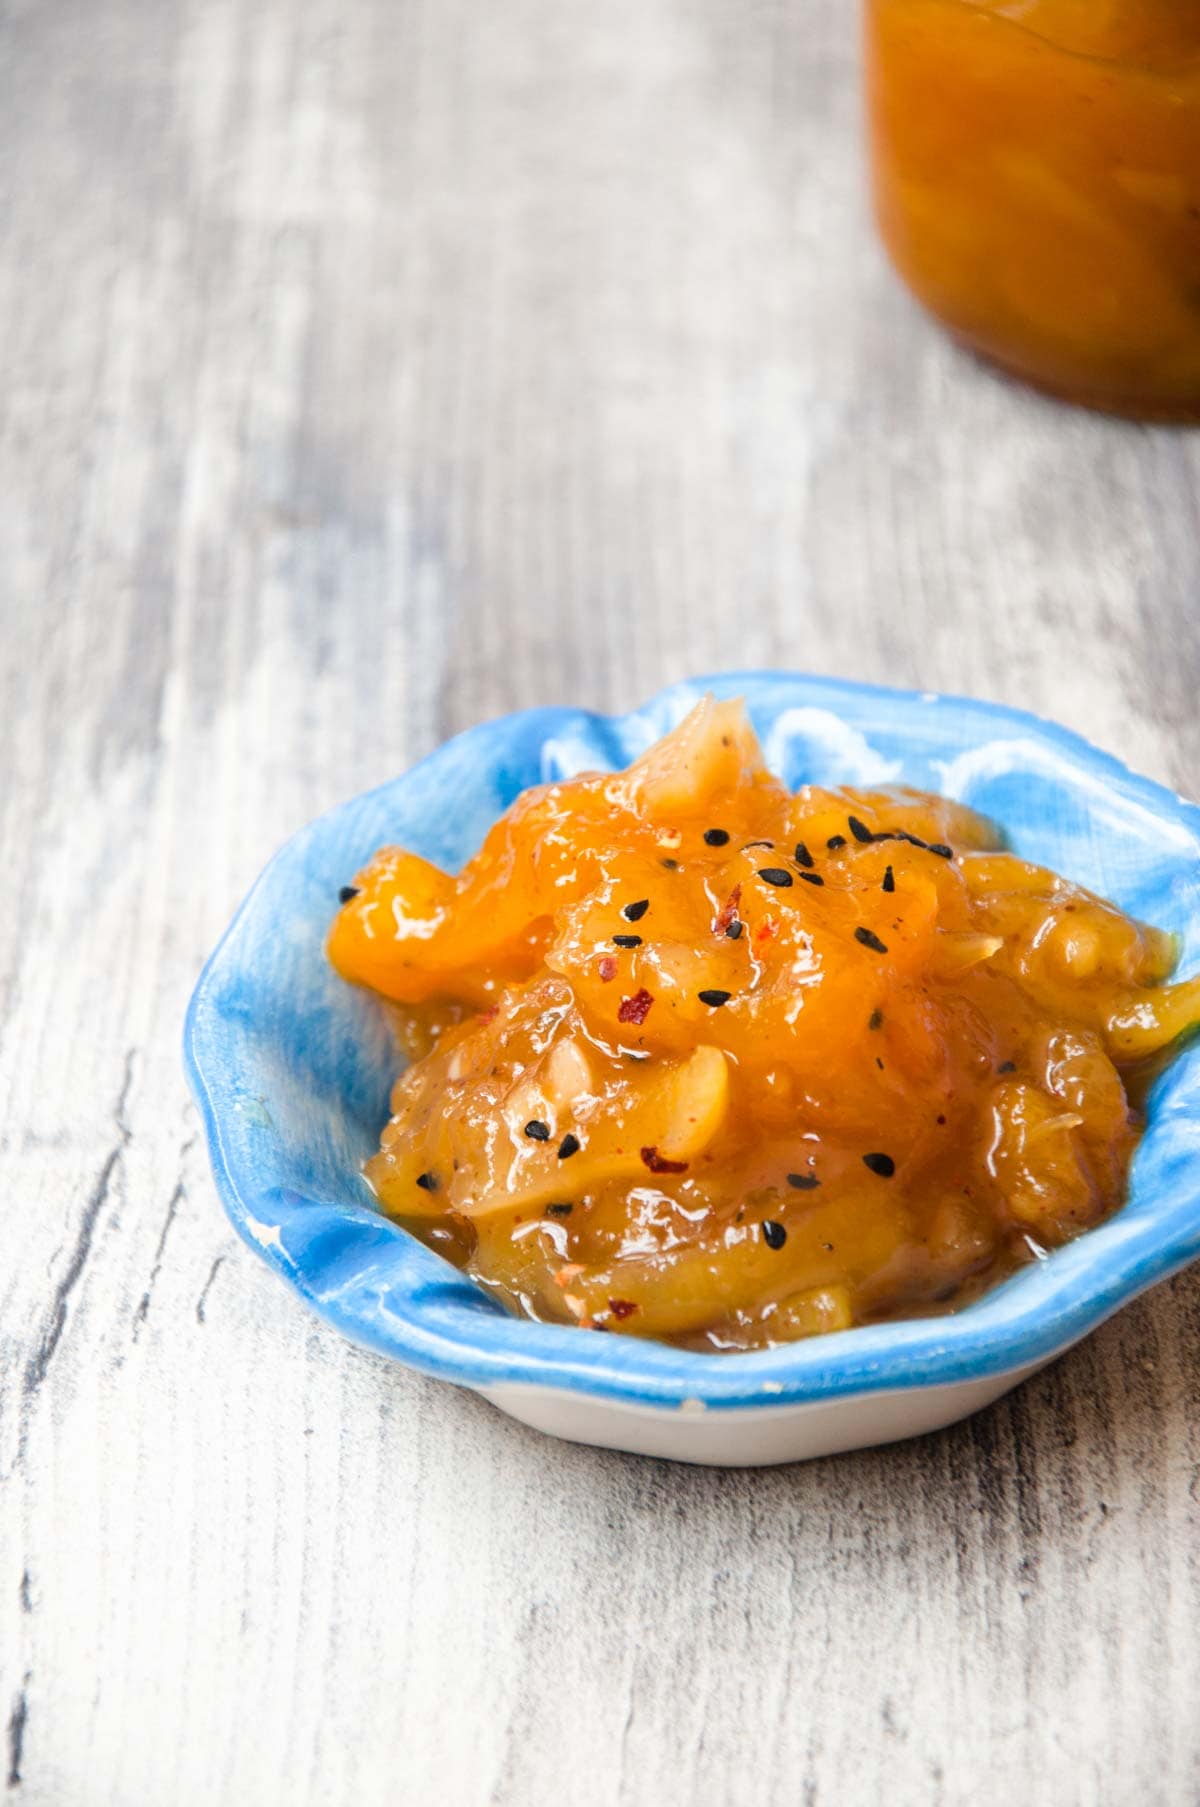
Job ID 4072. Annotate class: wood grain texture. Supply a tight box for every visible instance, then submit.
[2,0,1199,1802]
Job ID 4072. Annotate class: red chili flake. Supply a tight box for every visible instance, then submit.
[608,1298,639,1320]
[478,1005,499,1025]
[755,916,778,945]
[597,955,618,982]
[640,1145,688,1174]
[618,987,655,1025]
[714,883,742,935]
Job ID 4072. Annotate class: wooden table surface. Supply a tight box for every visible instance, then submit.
[3,2,1200,1802]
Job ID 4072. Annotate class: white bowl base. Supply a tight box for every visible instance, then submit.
[479,1356,1054,1466]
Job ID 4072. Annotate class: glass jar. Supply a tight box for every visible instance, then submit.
[865,0,1200,419]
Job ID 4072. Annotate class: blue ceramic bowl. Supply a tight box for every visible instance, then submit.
[184,675,1200,1465]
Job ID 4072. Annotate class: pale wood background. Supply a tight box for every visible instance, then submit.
[2,1,1199,1802]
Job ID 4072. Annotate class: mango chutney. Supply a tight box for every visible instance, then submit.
[867,0,1200,418]
[329,700,1200,1351]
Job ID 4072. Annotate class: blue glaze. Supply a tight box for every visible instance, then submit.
[183,675,1200,1410]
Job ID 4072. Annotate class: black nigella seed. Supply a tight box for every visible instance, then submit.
[416,1170,439,1192]
[698,988,733,1008]
[998,1060,1016,1074]
[338,885,360,904]
[623,898,650,922]
[557,1133,581,1159]
[882,866,895,894]
[612,934,642,948]
[862,1151,896,1178]
[848,816,874,844]
[524,1119,552,1141]
[855,926,889,954]
[794,841,814,869]
[762,1220,788,1250]
[661,858,679,870]
[545,1202,574,1217]
[757,867,793,888]
[896,829,949,856]
[787,1173,820,1191]
[868,1008,884,1030]
[704,827,730,847]
[827,834,847,851]
[725,920,745,940]
[798,870,824,887]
